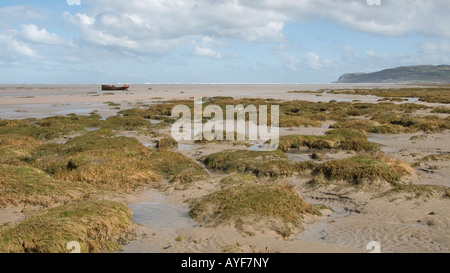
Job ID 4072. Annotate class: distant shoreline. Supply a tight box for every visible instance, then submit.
[1,83,446,121]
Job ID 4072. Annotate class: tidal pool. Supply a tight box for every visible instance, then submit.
[128,193,197,232]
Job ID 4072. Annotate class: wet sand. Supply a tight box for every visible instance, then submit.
[1,83,444,120]
[117,129,449,253]
[1,83,449,253]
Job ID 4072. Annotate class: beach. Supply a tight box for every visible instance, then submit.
[0,84,449,253]
[2,83,444,120]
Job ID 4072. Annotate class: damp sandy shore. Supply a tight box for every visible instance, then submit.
[1,83,449,253]
[1,83,446,120]
[117,129,449,253]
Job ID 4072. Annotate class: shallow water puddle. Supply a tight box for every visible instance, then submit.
[128,192,196,232]
[142,142,156,148]
[406,98,420,103]
[248,141,273,151]
[54,108,93,116]
[85,127,101,132]
[367,134,386,143]
[149,119,162,124]
[248,142,263,151]
[177,144,195,151]
[367,134,397,152]
[195,160,213,176]
[285,150,313,162]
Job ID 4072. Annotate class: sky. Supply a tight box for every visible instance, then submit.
[1,0,450,84]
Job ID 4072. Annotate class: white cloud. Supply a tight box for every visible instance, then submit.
[76,13,96,26]
[275,44,342,71]
[241,0,450,38]
[342,46,359,61]
[0,33,38,60]
[0,6,52,62]
[191,36,224,59]
[281,52,301,71]
[421,41,450,55]
[62,0,287,56]
[20,24,65,45]
[63,11,184,55]
[302,52,322,70]
[0,6,48,23]
[366,50,390,60]
[193,46,222,59]
[399,41,450,64]
[58,0,450,62]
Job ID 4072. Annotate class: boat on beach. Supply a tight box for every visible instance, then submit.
[101,84,130,91]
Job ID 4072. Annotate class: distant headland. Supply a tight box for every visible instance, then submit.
[335,65,450,84]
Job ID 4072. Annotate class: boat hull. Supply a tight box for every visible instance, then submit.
[102,85,129,91]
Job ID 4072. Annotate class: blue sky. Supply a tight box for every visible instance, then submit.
[1,0,449,84]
